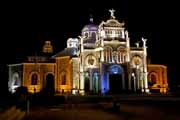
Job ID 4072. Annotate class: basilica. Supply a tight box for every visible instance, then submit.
[8,9,168,95]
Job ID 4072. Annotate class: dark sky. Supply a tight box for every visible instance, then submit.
[1,0,180,94]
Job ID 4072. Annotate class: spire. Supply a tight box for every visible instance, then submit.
[89,14,93,23]
[135,41,140,48]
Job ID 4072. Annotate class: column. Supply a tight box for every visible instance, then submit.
[122,73,125,90]
[117,52,119,63]
[136,69,140,90]
[111,51,113,62]
[8,66,12,92]
[108,51,110,62]
[79,72,84,95]
[78,36,85,95]
[99,62,102,94]
[89,69,93,91]
[133,74,136,92]
[100,36,104,62]
[122,30,125,38]
[128,72,132,90]
[119,52,122,63]
[122,54,124,63]
[125,31,130,62]
[101,50,104,62]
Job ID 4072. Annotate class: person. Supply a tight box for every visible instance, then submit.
[103,88,106,95]
[34,87,36,94]
[15,86,28,111]
[112,99,120,112]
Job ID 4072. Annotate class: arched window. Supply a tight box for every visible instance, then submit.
[123,53,126,62]
[85,32,88,38]
[14,76,19,85]
[61,74,66,85]
[104,47,112,63]
[151,74,157,84]
[12,72,20,86]
[91,32,96,38]
[117,47,126,63]
[31,73,38,85]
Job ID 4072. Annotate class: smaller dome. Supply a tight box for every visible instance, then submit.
[82,24,98,32]
[82,16,98,32]
[81,17,98,49]
[82,24,97,49]
[67,38,79,48]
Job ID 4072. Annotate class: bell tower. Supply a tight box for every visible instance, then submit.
[42,41,53,53]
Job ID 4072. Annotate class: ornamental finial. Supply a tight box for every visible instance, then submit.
[90,14,93,23]
[109,9,115,19]
[142,37,147,47]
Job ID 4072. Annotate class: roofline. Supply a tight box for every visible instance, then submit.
[55,56,71,59]
[22,63,55,65]
[7,63,23,66]
[148,64,167,68]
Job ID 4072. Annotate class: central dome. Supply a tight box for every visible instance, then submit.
[82,23,98,32]
[81,18,98,49]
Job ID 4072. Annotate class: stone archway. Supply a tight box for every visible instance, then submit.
[108,65,124,94]
[84,72,90,93]
[45,73,55,94]
[11,72,21,93]
[92,72,99,93]
[148,72,158,87]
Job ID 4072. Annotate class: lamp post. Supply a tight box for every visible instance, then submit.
[95,47,103,94]
[142,37,149,93]
[78,35,86,95]
[95,28,105,94]
[132,72,136,92]
[134,57,141,92]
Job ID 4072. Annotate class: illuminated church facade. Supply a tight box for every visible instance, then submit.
[8,9,168,95]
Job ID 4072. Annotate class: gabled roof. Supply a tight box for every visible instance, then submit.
[52,47,78,58]
[130,47,143,51]
[99,19,124,28]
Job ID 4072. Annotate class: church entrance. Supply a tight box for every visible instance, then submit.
[45,74,54,95]
[109,74,122,94]
[84,72,90,94]
[108,65,124,94]
[84,77,90,93]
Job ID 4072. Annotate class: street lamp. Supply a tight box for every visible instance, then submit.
[94,28,105,94]
[142,37,149,93]
[78,35,86,95]
[94,47,104,94]
[132,72,136,92]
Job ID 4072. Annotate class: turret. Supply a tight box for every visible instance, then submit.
[42,41,53,53]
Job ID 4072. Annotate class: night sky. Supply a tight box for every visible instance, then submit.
[1,0,179,94]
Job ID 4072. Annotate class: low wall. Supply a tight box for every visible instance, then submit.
[0,106,25,120]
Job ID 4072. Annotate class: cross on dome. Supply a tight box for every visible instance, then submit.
[90,14,94,23]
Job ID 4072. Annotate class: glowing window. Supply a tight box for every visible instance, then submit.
[91,32,96,38]
[62,74,66,85]
[31,74,38,85]
[14,76,19,85]
[111,66,119,74]
[85,32,88,38]
[151,74,157,84]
